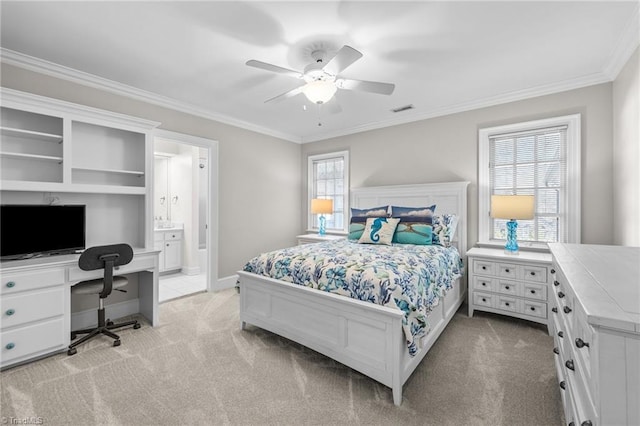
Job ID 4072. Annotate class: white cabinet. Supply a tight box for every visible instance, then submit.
[154,230,183,273]
[467,247,552,332]
[0,267,68,367]
[549,243,640,426]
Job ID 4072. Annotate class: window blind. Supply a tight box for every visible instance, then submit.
[311,155,345,231]
[489,125,568,243]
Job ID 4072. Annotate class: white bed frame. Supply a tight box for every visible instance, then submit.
[238,181,470,405]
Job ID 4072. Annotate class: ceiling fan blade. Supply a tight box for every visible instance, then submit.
[335,78,395,95]
[264,85,305,103]
[246,60,302,79]
[322,45,363,76]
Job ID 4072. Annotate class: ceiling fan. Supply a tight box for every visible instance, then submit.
[246,45,395,105]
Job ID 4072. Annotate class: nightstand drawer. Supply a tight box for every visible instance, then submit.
[473,292,495,308]
[473,260,495,275]
[496,280,519,296]
[472,276,495,292]
[497,263,517,279]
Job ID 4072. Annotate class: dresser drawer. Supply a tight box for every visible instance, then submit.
[497,263,517,279]
[523,299,547,319]
[523,282,547,301]
[1,268,65,295]
[473,292,495,309]
[1,286,66,330]
[1,317,66,365]
[473,260,495,276]
[472,276,495,292]
[496,279,519,296]
[496,295,518,313]
[522,264,548,283]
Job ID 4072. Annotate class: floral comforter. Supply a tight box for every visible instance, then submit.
[242,239,463,356]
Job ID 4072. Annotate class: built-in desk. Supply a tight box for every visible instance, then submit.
[0,248,159,369]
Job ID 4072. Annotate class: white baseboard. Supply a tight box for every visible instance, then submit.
[215,274,238,291]
[181,265,201,276]
[71,299,140,330]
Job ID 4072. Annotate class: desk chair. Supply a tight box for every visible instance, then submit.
[68,243,141,356]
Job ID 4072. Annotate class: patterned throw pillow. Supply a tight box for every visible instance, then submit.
[390,205,436,245]
[349,205,389,240]
[432,214,459,247]
[358,217,401,245]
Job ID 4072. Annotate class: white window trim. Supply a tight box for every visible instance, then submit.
[307,150,350,234]
[478,114,581,249]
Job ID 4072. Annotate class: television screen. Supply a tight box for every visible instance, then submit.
[0,204,86,260]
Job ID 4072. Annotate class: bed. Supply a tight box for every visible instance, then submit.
[237,181,469,405]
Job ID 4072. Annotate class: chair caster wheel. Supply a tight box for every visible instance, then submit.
[133,323,141,330]
[113,339,121,347]
[71,332,77,340]
[68,348,77,356]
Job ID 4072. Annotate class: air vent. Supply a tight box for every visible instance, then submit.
[391,104,414,113]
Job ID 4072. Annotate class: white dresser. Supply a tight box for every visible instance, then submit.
[549,243,640,426]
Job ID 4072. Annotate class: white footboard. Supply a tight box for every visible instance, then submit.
[238,270,465,405]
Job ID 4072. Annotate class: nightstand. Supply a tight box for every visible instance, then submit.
[467,247,552,334]
[296,234,346,245]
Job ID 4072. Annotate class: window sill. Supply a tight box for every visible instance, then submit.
[305,229,348,237]
[475,241,550,253]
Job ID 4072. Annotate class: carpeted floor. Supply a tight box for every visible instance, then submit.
[1,289,563,425]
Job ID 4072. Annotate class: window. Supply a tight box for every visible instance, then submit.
[308,151,349,233]
[478,114,581,247]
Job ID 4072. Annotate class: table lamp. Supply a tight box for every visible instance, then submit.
[491,195,535,254]
[311,198,333,236]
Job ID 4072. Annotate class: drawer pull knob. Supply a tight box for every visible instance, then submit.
[575,338,590,349]
[5,343,15,350]
[553,280,559,287]
[505,302,510,306]
[581,421,592,426]
[558,331,564,338]
[530,306,535,311]
[5,309,15,316]
[505,286,510,290]
[558,291,565,298]
[482,282,487,286]
[553,347,559,355]
[530,271,536,276]
[166,244,170,247]
[559,380,566,390]
[551,269,556,274]
[530,290,536,294]
[6,281,16,288]
[563,306,572,314]
[482,298,487,302]
[565,359,575,371]
[482,266,486,270]
[552,307,558,313]
[505,268,510,273]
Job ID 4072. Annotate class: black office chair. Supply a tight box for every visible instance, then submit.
[68,243,141,355]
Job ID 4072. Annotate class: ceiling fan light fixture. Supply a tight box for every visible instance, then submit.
[302,80,337,104]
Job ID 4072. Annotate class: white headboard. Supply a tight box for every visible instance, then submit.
[350,181,470,257]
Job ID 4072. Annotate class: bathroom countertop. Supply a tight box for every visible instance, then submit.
[154,225,184,232]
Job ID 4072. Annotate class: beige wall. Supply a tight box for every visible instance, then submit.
[612,47,640,247]
[0,63,302,278]
[302,83,615,250]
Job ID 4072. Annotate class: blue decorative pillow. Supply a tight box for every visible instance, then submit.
[390,205,435,245]
[432,214,459,247]
[349,205,389,240]
[358,217,400,245]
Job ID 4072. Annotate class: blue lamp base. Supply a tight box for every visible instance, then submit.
[318,215,326,236]
[504,219,519,254]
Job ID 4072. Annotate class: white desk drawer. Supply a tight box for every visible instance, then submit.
[1,286,65,329]
[1,317,65,365]
[1,268,65,295]
[68,255,156,282]
[164,231,182,241]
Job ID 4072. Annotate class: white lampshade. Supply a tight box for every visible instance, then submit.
[311,198,333,214]
[302,80,337,104]
[491,195,535,220]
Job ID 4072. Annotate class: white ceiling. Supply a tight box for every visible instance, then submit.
[1,1,638,143]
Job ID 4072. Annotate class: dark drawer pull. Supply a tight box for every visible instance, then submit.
[581,421,593,426]
[505,285,510,290]
[558,331,564,338]
[553,347,559,355]
[530,271,536,276]
[565,359,575,371]
[505,268,510,273]
[504,302,510,307]
[569,423,574,426]
[563,306,572,314]
[552,307,558,313]
[575,338,590,349]
[482,266,487,270]
[6,281,16,288]
[558,291,565,298]
[5,342,15,350]
[553,280,559,287]
[530,290,536,294]
[482,298,487,302]
[481,282,487,287]
[530,306,536,311]
[559,380,566,390]
[5,309,15,316]
[551,268,555,274]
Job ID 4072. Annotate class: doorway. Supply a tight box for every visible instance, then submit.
[152,130,218,302]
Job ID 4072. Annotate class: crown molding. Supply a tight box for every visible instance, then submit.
[603,2,640,80]
[0,48,301,143]
[300,71,610,143]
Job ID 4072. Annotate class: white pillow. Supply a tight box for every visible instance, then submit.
[358,217,401,245]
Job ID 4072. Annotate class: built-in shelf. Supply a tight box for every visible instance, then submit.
[72,166,145,177]
[0,180,147,195]
[0,151,63,163]
[0,126,63,142]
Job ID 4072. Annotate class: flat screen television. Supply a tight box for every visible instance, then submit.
[1,204,86,260]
